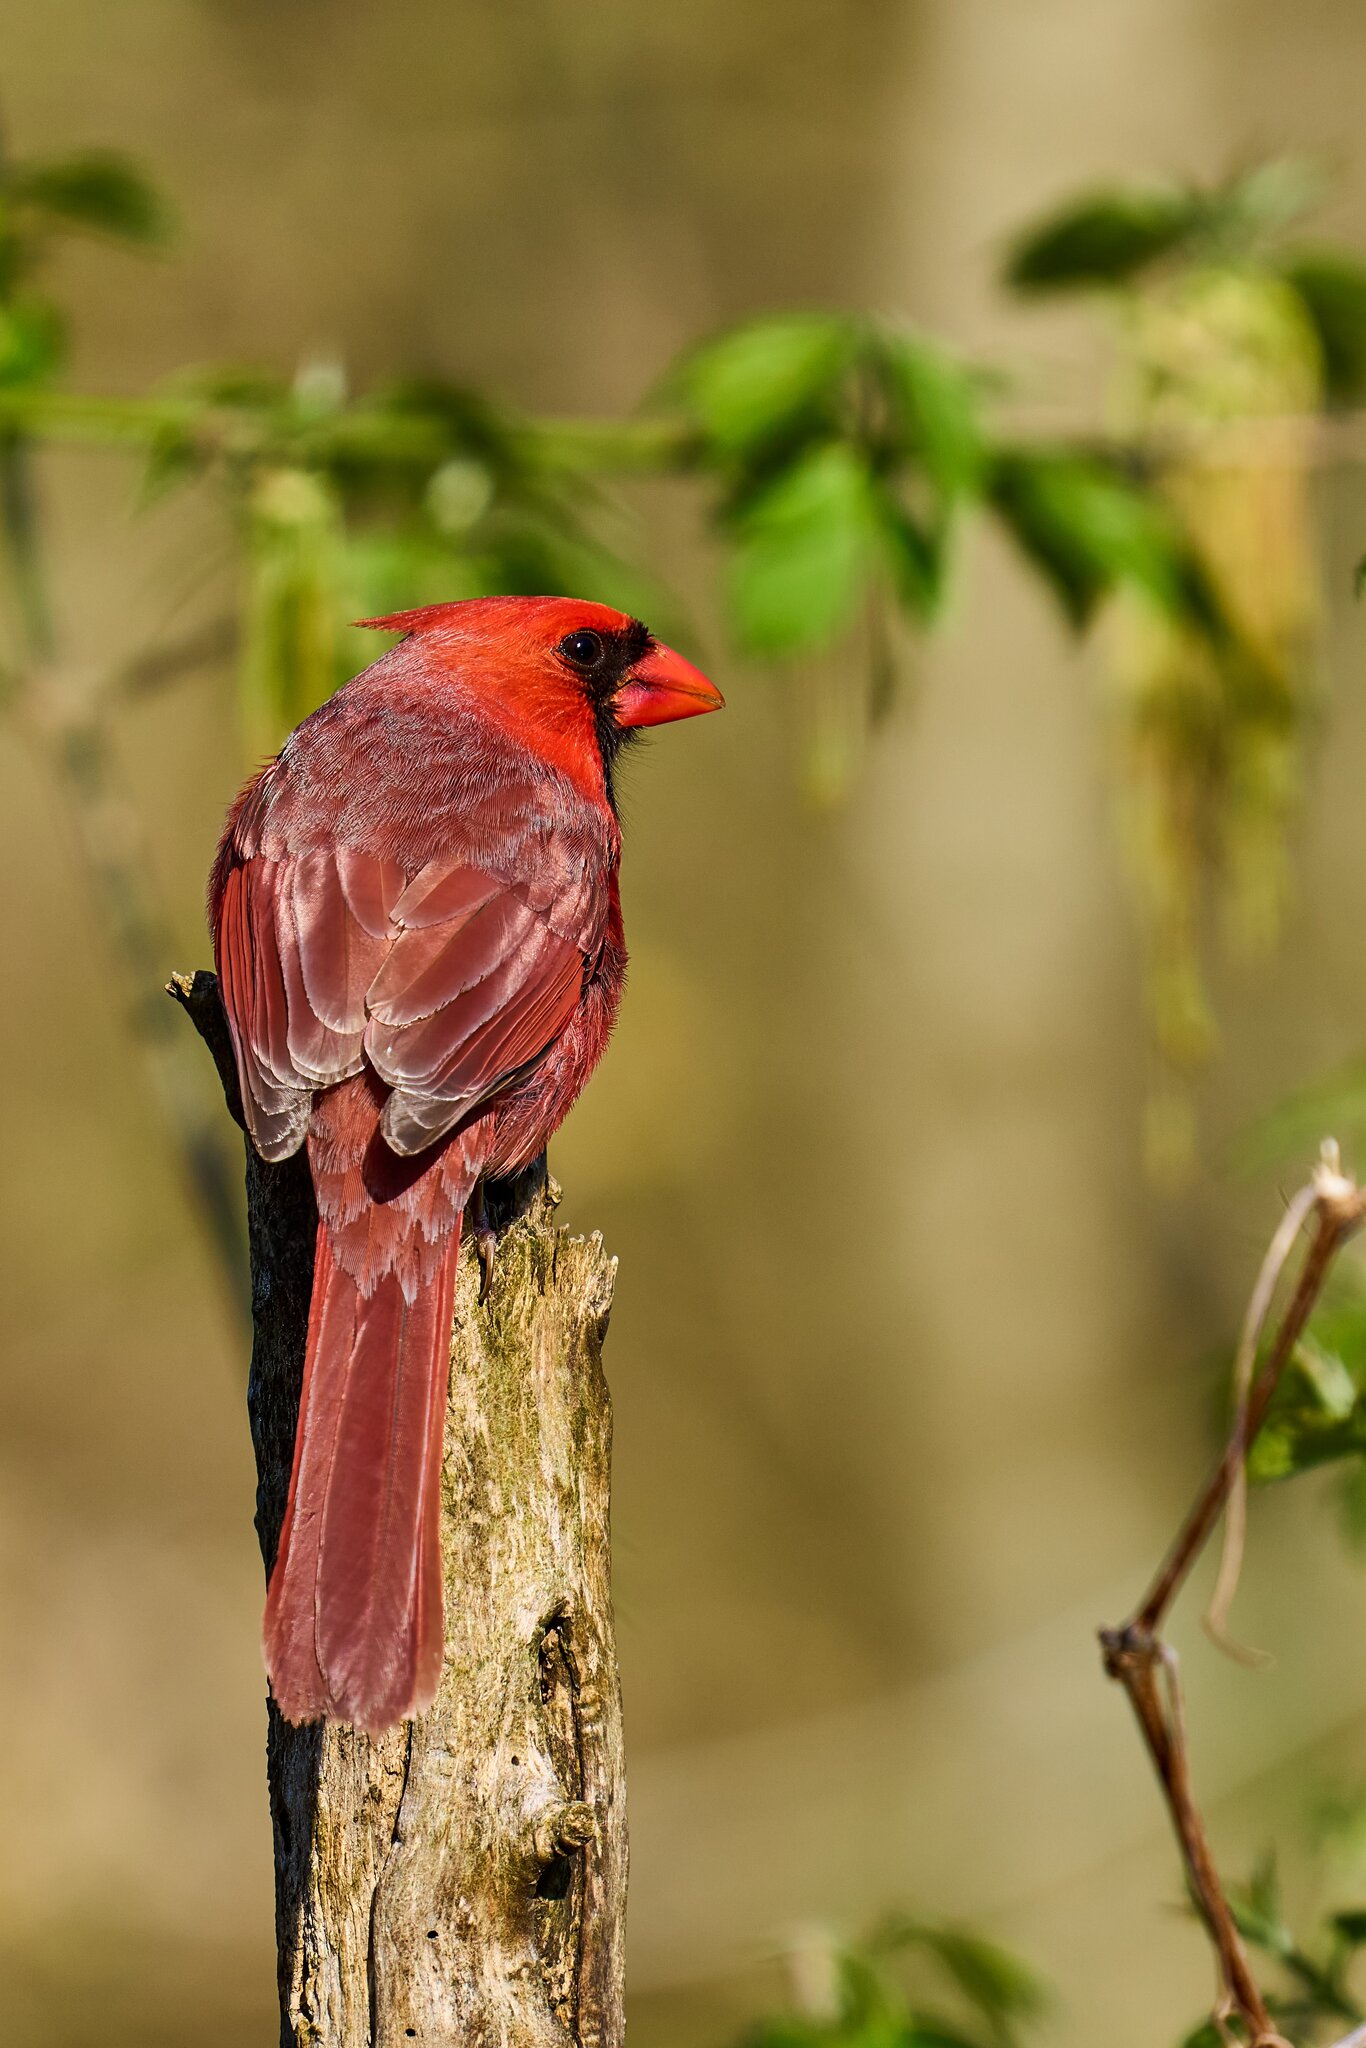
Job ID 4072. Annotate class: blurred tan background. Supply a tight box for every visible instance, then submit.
[6,3,1366,2044]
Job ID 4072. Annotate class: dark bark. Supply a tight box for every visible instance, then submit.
[170,970,627,2048]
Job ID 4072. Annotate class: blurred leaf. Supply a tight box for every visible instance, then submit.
[670,313,856,460]
[240,467,346,757]
[1331,1910,1366,1947]
[726,440,880,654]
[1003,185,1201,292]
[13,150,171,245]
[875,497,943,621]
[1211,156,1327,248]
[167,363,289,410]
[382,374,528,470]
[987,447,1202,627]
[873,1917,1047,2044]
[1245,1296,1366,1484]
[1237,1056,1366,1174]
[1177,2024,1229,2048]
[139,416,210,502]
[1006,159,1326,297]
[1232,1851,1293,1958]
[878,331,987,505]
[1248,1382,1366,1486]
[1281,251,1366,403]
[904,2030,997,2048]
[0,297,65,387]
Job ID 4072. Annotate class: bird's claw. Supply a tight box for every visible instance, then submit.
[469,1180,498,1303]
[476,1223,496,1304]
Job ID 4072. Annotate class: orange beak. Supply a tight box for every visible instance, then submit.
[612,641,724,729]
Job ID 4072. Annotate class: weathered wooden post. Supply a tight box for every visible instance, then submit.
[172,970,626,2048]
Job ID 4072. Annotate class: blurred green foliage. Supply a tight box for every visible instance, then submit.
[4,133,1366,1206]
[736,1918,1046,2048]
[729,1859,1366,2048]
[1180,1848,1366,2045]
[1006,159,1366,1178]
[6,145,1365,1175]
[9,125,1366,2048]
[1239,1095,1366,1523]
[0,140,1295,772]
[664,314,986,655]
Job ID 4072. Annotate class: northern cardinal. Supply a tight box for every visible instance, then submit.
[210,597,722,1732]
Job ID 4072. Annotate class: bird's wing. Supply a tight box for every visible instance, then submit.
[364,848,596,1155]
[215,839,602,1162]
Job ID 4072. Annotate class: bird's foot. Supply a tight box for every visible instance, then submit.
[469,1182,497,1304]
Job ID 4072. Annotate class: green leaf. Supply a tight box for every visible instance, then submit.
[726,440,880,654]
[910,1931,1045,2032]
[1177,2024,1229,2048]
[138,418,209,503]
[873,1918,1047,2037]
[1331,1909,1366,1947]
[0,298,65,388]
[1245,1307,1366,1484]
[167,364,289,410]
[377,375,525,476]
[1243,1850,1291,1955]
[1290,1336,1358,1421]
[879,331,987,502]
[987,448,1194,627]
[1211,156,1326,247]
[13,150,171,245]
[876,497,943,620]
[240,468,346,757]
[1282,251,1366,403]
[1238,1055,1366,1173]
[672,314,856,460]
[1003,185,1201,293]
[904,2028,995,2048]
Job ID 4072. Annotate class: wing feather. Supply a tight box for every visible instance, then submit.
[367,894,538,1029]
[216,827,605,1166]
[216,862,313,1160]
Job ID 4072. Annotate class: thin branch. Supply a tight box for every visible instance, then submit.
[0,386,698,478]
[111,611,236,700]
[1100,1141,1366,2045]
[1205,1178,1321,1659]
[7,383,1366,482]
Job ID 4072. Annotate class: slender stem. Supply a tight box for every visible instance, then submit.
[0,386,698,478]
[1206,1180,1321,1657]
[1135,1205,1353,1636]
[1100,1155,1366,2045]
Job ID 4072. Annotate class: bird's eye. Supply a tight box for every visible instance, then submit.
[558,629,607,671]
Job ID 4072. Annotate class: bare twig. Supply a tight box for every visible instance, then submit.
[1100,1141,1366,2044]
[1205,1178,1321,1660]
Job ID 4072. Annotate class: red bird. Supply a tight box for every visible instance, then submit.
[210,597,721,1733]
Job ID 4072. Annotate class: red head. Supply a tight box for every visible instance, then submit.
[356,596,722,800]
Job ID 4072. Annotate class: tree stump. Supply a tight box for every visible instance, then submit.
[171,970,627,2048]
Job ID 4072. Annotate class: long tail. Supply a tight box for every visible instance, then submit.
[263,1220,461,1733]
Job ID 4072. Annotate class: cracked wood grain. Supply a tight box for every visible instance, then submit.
[170,969,627,2048]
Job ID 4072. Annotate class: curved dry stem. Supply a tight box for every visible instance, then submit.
[1203,1178,1319,1661]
